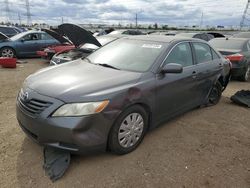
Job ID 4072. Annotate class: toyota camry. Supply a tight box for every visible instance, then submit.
[16,36,230,155]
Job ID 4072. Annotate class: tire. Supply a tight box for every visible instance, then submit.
[239,65,250,82]
[206,81,222,106]
[0,47,16,58]
[108,105,148,155]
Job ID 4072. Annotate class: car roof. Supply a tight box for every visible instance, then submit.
[123,35,205,43]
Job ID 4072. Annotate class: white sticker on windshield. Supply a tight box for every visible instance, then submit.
[142,44,162,49]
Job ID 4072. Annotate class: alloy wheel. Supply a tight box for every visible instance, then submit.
[1,48,14,57]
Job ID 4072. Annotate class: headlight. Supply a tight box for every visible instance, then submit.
[52,100,109,117]
[44,48,55,53]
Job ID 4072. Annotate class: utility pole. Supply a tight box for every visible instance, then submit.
[4,0,11,23]
[200,11,203,28]
[240,0,250,29]
[25,0,31,26]
[18,12,21,25]
[135,13,138,28]
[61,17,64,24]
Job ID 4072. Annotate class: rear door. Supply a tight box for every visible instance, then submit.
[41,33,58,47]
[156,42,199,120]
[191,42,222,104]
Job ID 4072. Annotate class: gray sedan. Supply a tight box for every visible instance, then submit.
[16,36,230,155]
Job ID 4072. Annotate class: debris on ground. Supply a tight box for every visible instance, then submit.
[43,147,71,182]
[231,90,250,108]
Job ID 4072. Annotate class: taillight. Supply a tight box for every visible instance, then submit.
[225,53,244,62]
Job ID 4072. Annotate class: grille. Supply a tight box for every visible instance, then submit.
[18,90,52,115]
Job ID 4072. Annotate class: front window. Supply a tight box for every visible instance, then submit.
[87,39,167,72]
[164,42,193,67]
[22,33,40,41]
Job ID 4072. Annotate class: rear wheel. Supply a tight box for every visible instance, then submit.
[240,65,250,82]
[108,105,148,155]
[0,47,16,58]
[206,81,222,106]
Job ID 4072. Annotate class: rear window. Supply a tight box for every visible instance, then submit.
[193,43,212,64]
[209,39,245,51]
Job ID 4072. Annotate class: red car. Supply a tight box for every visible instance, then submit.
[36,28,75,60]
[37,24,101,60]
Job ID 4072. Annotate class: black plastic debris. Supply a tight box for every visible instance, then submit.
[231,90,250,108]
[43,147,71,182]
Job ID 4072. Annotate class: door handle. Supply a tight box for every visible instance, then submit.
[192,71,197,79]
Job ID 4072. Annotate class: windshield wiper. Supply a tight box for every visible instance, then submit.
[84,58,120,70]
[96,63,120,70]
[83,57,92,63]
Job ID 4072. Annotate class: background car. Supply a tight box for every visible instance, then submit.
[36,28,75,60]
[233,32,250,38]
[17,36,230,155]
[0,32,9,43]
[149,31,179,36]
[175,32,215,41]
[0,30,59,57]
[209,37,250,81]
[0,25,22,37]
[37,23,101,60]
[50,35,122,65]
[108,29,146,35]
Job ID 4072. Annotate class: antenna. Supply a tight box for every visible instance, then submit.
[25,0,31,25]
[240,0,250,29]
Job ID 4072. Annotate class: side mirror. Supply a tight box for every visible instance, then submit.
[20,38,25,42]
[161,63,183,74]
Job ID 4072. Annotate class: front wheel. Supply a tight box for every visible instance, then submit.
[108,105,148,155]
[206,81,222,106]
[0,47,16,58]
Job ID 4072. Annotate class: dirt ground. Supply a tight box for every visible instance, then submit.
[0,59,250,188]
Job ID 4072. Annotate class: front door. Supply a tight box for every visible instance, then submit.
[156,42,199,121]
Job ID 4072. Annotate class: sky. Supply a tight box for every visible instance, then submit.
[0,0,247,26]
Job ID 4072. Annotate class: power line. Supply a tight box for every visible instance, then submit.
[240,0,250,29]
[25,0,31,25]
[4,0,10,22]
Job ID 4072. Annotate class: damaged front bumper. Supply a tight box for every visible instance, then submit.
[16,89,116,155]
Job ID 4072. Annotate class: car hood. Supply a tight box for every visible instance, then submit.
[42,28,71,44]
[58,23,101,47]
[25,59,142,102]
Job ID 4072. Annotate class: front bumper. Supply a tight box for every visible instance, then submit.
[16,88,117,155]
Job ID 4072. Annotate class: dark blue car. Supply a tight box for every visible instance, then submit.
[0,30,59,58]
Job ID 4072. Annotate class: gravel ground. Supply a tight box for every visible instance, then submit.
[0,59,250,188]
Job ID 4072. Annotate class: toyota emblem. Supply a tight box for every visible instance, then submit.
[23,92,29,101]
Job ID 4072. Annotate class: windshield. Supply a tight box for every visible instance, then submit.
[10,32,28,41]
[87,39,166,72]
[80,37,116,50]
[209,39,245,51]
